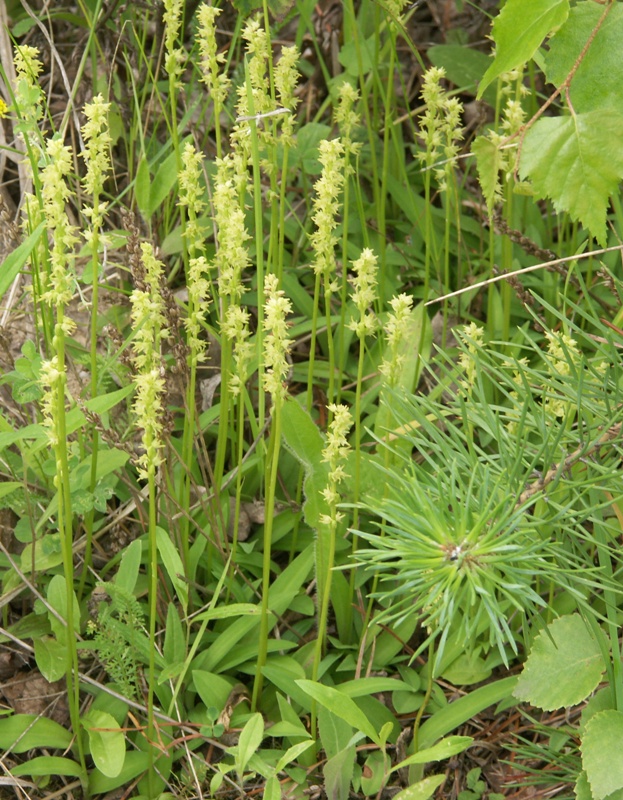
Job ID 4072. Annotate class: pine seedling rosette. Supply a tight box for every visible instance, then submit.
[352,459,550,668]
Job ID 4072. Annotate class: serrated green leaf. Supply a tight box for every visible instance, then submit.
[582,710,623,800]
[83,709,125,778]
[519,110,623,245]
[544,2,623,113]
[514,614,605,711]
[479,0,569,97]
[296,680,380,745]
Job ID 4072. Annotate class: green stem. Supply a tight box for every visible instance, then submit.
[146,464,159,796]
[252,402,282,710]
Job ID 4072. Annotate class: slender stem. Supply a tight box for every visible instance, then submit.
[252,404,282,710]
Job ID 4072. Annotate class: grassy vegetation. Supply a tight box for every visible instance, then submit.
[1,0,623,798]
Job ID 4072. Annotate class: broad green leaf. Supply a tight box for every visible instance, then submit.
[34,635,66,682]
[0,715,72,753]
[156,526,188,612]
[0,223,45,300]
[361,750,391,796]
[11,756,84,779]
[114,539,143,593]
[192,670,235,710]
[0,481,21,500]
[318,704,353,760]
[163,602,186,666]
[281,399,325,474]
[148,149,179,217]
[392,736,473,772]
[274,740,315,773]
[296,680,380,745]
[83,709,125,778]
[263,775,282,800]
[544,3,623,113]
[418,676,516,750]
[519,110,623,245]
[88,750,150,794]
[513,614,605,711]
[582,710,623,800]
[47,574,80,642]
[135,154,151,219]
[262,657,310,710]
[393,774,446,800]
[85,384,134,414]
[428,45,497,106]
[324,745,356,800]
[234,713,264,774]
[479,0,569,97]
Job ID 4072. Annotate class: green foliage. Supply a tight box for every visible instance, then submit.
[3,0,623,797]
[89,582,148,701]
[513,615,606,711]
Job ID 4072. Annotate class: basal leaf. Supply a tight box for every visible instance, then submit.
[0,223,45,300]
[83,709,126,778]
[479,0,569,97]
[513,614,605,711]
[318,704,353,761]
[544,2,623,113]
[418,676,517,750]
[519,110,623,245]
[392,736,473,772]
[0,715,72,753]
[233,713,264,774]
[11,756,85,779]
[34,635,67,682]
[582,710,623,800]
[296,680,380,745]
[156,526,188,612]
[324,745,356,800]
[393,774,446,800]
